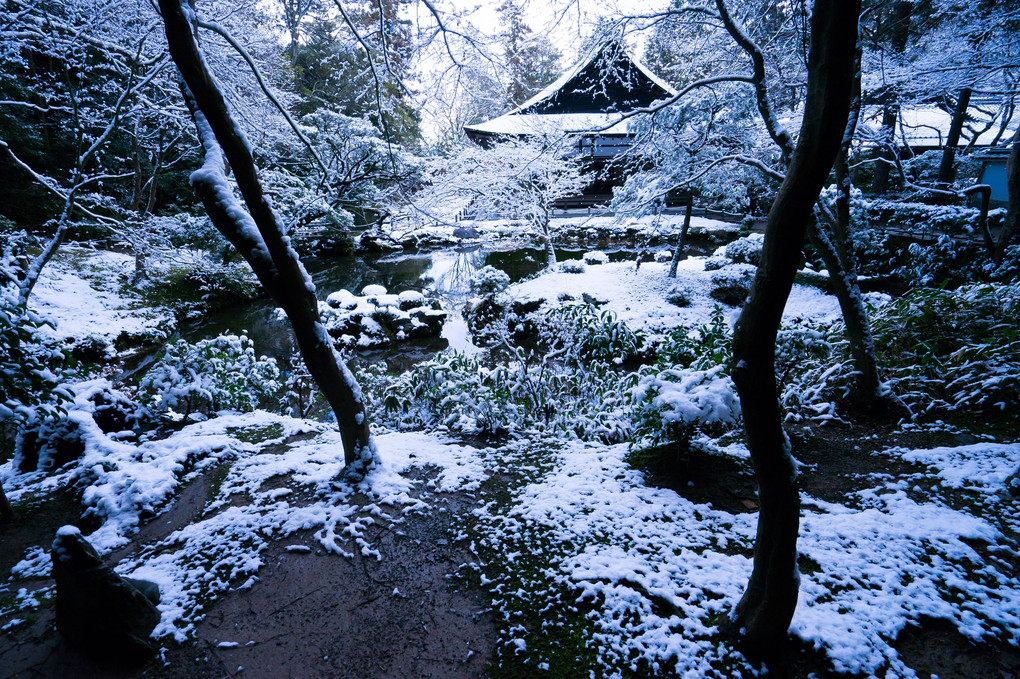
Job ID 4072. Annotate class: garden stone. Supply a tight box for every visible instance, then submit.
[453,226,481,239]
[51,526,161,664]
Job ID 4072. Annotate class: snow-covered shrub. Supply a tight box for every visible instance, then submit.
[703,256,728,271]
[534,304,647,365]
[469,266,512,297]
[14,383,148,473]
[893,235,984,288]
[654,305,732,372]
[370,350,636,442]
[0,287,70,423]
[870,282,1020,415]
[783,282,1020,420]
[143,254,261,321]
[139,335,281,418]
[629,366,741,449]
[654,249,672,263]
[861,199,1002,235]
[709,266,754,306]
[665,285,693,308]
[560,260,586,274]
[724,234,764,265]
[583,250,609,265]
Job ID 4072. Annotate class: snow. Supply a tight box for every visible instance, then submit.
[29,247,174,345]
[891,442,1020,493]
[509,257,851,341]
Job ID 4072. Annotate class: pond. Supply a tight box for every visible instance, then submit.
[176,245,691,371]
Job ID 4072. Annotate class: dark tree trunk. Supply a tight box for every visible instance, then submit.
[816,46,884,404]
[938,88,972,185]
[872,105,898,195]
[872,2,911,196]
[729,0,860,654]
[668,195,694,278]
[158,0,374,476]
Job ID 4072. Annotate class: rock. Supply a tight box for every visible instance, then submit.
[361,284,388,297]
[581,292,609,307]
[15,417,85,473]
[1006,467,1020,498]
[452,226,481,239]
[511,299,544,316]
[51,526,161,664]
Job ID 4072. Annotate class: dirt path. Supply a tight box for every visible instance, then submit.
[1,482,495,679]
[146,493,493,679]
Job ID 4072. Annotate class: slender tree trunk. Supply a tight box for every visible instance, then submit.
[938,88,972,185]
[668,195,694,278]
[539,210,556,268]
[872,105,898,195]
[159,0,374,476]
[729,0,860,653]
[814,46,884,404]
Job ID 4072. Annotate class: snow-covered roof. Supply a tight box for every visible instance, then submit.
[465,40,676,139]
[857,105,1018,149]
[465,112,632,137]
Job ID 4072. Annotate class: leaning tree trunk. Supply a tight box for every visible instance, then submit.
[729,0,860,654]
[158,0,374,477]
[814,46,885,404]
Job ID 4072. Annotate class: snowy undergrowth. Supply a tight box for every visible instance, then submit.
[456,437,1020,678]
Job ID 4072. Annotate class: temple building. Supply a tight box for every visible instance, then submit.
[464,41,677,205]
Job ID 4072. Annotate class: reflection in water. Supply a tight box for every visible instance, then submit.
[178,245,650,366]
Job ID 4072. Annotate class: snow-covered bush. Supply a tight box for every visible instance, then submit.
[143,254,261,321]
[14,382,148,473]
[559,260,586,274]
[139,335,281,419]
[724,234,763,265]
[783,282,1020,420]
[709,266,754,306]
[893,235,984,288]
[703,256,728,271]
[469,266,512,297]
[665,284,693,308]
[861,198,1003,235]
[871,282,1020,415]
[532,304,647,365]
[370,349,636,442]
[629,365,741,449]
[583,250,609,265]
[654,305,732,372]
[0,287,70,424]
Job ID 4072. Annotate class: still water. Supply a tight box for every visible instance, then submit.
[179,246,611,367]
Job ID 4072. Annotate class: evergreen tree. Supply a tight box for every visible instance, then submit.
[498,0,560,106]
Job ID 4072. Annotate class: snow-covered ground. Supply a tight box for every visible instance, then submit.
[29,247,175,347]
[508,255,866,339]
[5,393,1017,677]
